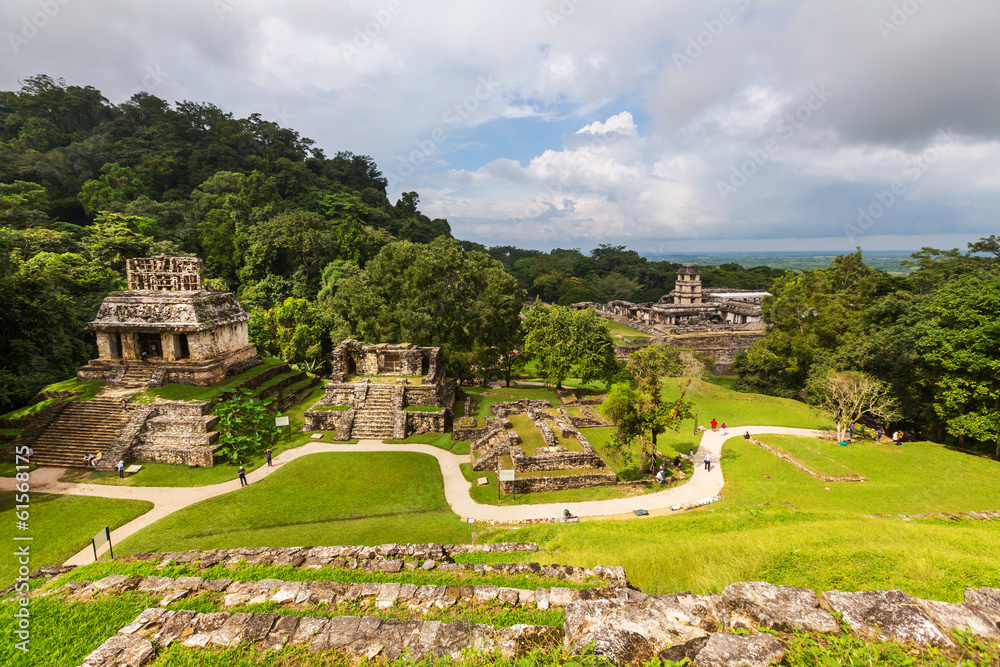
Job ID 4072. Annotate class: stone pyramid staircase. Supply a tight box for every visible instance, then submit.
[109,365,163,389]
[20,398,129,468]
[350,384,398,439]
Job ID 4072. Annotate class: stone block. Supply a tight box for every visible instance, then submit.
[290,616,329,646]
[723,582,837,634]
[241,613,279,644]
[563,598,710,667]
[173,576,205,591]
[180,612,231,648]
[965,587,1000,623]
[535,587,550,609]
[915,598,1000,639]
[271,582,303,605]
[261,614,300,652]
[202,578,233,592]
[498,587,520,606]
[549,587,578,607]
[823,589,953,647]
[496,624,564,659]
[154,609,198,647]
[119,608,173,637]
[474,585,500,601]
[80,633,155,667]
[379,559,404,573]
[158,590,189,607]
[210,611,254,647]
[136,577,173,593]
[655,593,728,633]
[376,582,402,609]
[693,633,786,667]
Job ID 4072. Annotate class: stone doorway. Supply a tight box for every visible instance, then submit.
[178,334,190,359]
[139,333,162,359]
[109,332,123,359]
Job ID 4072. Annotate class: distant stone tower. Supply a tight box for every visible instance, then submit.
[674,265,702,305]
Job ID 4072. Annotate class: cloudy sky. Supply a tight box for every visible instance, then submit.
[3,0,999,253]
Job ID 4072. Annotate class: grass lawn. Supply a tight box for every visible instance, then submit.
[477,437,1000,601]
[508,413,546,454]
[0,492,152,587]
[384,432,470,455]
[0,379,106,419]
[114,452,475,554]
[755,434,863,478]
[602,318,654,339]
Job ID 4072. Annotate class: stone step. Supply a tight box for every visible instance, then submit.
[146,415,218,432]
[80,608,560,664]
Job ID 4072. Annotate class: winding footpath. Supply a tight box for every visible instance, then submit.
[1,426,826,566]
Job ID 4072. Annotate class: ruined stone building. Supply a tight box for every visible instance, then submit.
[304,340,455,440]
[76,256,261,387]
[572,265,770,373]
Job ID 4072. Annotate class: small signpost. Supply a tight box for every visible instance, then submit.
[275,415,290,442]
[92,526,113,562]
[499,469,515,501]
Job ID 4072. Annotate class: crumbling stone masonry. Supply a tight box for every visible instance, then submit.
[77,256,261,386]
[305,340,456,439]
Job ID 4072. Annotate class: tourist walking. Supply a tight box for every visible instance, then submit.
[710,418,718,432]
[849,422,855,438]
[875,427,884,442]
[704,454,712,471]
[115,460,125,478]
[238,466,248,487]
[264,448,273,467]
[720,422,727,435]
[121,398,127,412]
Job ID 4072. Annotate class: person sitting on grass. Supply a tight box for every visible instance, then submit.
[743,431,751,440]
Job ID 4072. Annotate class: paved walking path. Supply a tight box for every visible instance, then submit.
[2,426,825,566]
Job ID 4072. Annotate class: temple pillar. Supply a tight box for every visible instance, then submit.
[121,333,140,360]
[162,334,181,362]
[96,332,115,360]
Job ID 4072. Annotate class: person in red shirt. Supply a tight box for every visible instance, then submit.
[710,418,718,432]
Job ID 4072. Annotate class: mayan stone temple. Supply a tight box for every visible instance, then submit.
[76,256,261,388]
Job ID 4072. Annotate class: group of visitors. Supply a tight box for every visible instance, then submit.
[82,454,127,477]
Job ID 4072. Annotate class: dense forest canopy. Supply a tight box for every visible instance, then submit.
[1,76,998,458]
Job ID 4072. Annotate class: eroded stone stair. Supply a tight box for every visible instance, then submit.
[23,398,129,468]
[350,384,398,439]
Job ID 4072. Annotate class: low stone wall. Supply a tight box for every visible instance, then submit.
[406,410,449,436]
[563,582,1000,666]
[58,572,613,611]
[453,425,489,441]
[491,399,553,417]
[79,606,561,665]
[511,431,608,473]
[119,544,629,586]
[501,471,619,495]
[471,423,518,471]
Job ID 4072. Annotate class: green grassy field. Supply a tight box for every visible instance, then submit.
[129,357,287,403]
[0,492,152,587]
[113,452,475,554]
[477,436,1000,600]
[755,434,863,478]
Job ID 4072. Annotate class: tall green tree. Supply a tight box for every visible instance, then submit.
[522,305,617,389]
[215,389,279,464]
[919,270,1000,457]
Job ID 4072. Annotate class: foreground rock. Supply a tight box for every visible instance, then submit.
[823,589,953,647]
[79,609,563,666]
[723,582,838,634]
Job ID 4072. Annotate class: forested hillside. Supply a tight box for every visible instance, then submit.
[0,75,453,412]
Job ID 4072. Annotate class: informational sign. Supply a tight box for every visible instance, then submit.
[498,469,515,481]
[92,526,113,561]
[275,416,290,427]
